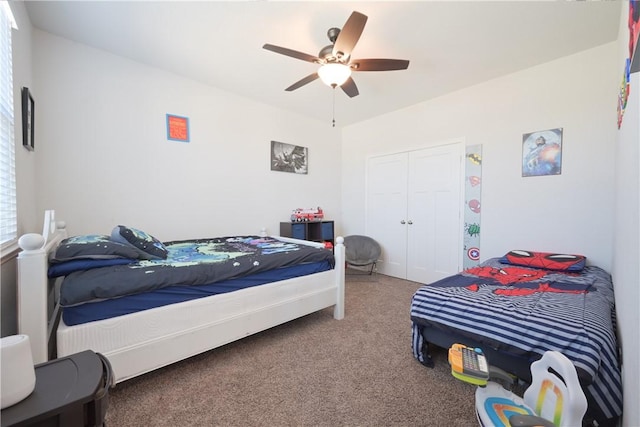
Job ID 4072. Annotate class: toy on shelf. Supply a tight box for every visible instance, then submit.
[290,207,324,222]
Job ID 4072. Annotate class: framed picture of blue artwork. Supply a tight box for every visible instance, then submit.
[522,128,562,177]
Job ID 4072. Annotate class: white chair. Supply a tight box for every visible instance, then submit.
[475,351,587,427]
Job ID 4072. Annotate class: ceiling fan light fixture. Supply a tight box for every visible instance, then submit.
[318,63,351,87]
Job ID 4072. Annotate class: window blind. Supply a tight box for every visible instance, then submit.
[0,1,17,246]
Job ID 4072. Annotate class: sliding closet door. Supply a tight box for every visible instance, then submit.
[366,152,408,278]
[406,144,462,283]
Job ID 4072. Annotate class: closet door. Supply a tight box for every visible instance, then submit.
[406,144,462,283]
[366,152,408,278]
[366,143,462,283]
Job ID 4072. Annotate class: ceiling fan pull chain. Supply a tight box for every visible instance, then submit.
[332,87,336,127]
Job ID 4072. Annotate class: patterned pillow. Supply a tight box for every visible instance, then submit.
[51,234,147,263]
[111,225,168,260]
[499,250,586,272]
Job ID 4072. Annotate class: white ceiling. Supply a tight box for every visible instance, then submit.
[25,1,621,126]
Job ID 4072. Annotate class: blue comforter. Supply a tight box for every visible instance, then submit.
[59,236,334,307]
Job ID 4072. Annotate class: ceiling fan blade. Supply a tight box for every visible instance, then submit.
[341,77,359,98]
[263,44,320,63]
[350,58,410,72]
[285,73,319,92]
[333,11,367,59]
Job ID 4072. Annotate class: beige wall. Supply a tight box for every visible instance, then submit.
[612,3,640,425]
[1,0,36,337]
[342,43,617,271]
[31,30,341,241]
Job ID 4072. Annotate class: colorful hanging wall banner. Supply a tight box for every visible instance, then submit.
[463,145,482,269]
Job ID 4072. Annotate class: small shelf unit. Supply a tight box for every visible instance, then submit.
[279,220,334,247]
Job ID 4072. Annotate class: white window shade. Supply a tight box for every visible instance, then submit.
[0,1,17,246]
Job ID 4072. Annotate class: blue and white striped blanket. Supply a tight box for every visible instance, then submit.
[410,257,621,421]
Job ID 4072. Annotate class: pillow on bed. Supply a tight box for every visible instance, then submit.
[51,234,149,263]
[110,225,168,260]
[499,250,586,272]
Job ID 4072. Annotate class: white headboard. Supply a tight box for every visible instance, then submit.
[17,210,67,363]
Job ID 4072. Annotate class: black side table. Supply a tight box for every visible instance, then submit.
[1,350,112,427]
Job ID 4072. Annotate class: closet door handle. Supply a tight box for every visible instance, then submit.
[407,220,413,225]
[400,220,406,224]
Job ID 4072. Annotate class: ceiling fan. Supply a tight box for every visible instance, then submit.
[263,11,409,98]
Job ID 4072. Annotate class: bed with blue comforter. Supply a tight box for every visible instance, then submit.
[410,254,621,426]
[18,213,345,384]
[50,232,334,325]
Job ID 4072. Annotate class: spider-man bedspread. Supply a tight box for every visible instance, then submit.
[410,255,622,423]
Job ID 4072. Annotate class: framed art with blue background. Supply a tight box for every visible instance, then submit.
[522,128,562,177]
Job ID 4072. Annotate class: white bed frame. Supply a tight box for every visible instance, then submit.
[17,210,345,383]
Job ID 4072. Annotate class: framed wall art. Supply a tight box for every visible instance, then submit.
[166,114,190,142]
[619,1,640,127]
[270,141,308,174]
[629,0,639,73]
[22,87,34,151]
[522,128,563,177]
